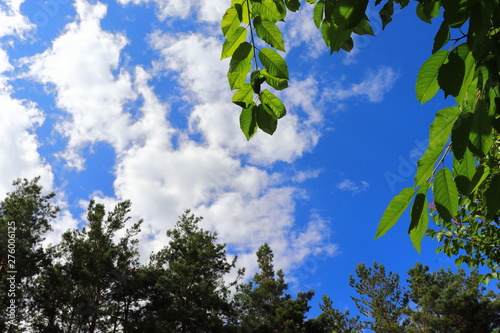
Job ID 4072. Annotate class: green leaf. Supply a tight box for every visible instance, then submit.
[221,26,248,60]
[414,146,443,187]
[375,187,415,239]
[434,168,459,222]
[485,175,500,219]
[232,83,254,108]
[252,0,286,21]
[416,50,448,104]
[227,42,253,90]
[442,0,469,28]
[453,149,476,195]
[409,185,429,253]
[432,20,450,53]
[468,164,490,195]
[413,107,460,187]
[333,0,368,29]
[240,103,258,140]
[469,98,493,157]
[379,0,394,29]
[233,2,250,24]
[313,1,324,29]
[416,3,432,23]
[251,70,266,94]
[285,0,301,12]
[259,89,286,118]
[258,48,289,79]
[451,112,473,160]
[221,7,241,37]
[455,44,475,106]
[438,51,465,98]
[353,18,375,36]
[321,21,352,53]
[254,17,286,51]
[429,107,461,148]
[256,104,278,135]
[426,1,441,21]
[260,70,289,90]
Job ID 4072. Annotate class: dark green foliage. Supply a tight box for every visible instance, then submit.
[3,177,500,332]
[235,243,315,332]
[310,295,363,333]
[349,262,409,332]
[32,200,143,333]
[144,210,242,332]
[0,177,59,331]
[407,263,500,332]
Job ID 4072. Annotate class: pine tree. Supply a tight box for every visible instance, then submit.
[407,263,500,332]
[0,177,59,331]
[235,243,314,332]
[32,200,143,332]
[145,210,242,332]
[349,262,409,333]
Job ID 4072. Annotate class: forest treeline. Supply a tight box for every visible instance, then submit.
[1,178,500,332]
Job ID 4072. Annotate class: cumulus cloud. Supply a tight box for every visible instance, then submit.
[0,0,33,38]
[25,0,135,170]
[117,0,226,22]
[0,47,53,199]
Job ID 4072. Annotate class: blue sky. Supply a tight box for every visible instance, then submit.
[0,0,474,317]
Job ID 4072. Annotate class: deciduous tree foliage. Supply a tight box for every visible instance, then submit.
[220,0,500,279]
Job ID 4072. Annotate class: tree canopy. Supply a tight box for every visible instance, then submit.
[1,178,500,332]
[220,0,500,280]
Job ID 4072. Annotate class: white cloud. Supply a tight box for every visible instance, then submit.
[323,66,399,103]
[337,179,370,193]
[0,48,53,199]
[0,0,33,38]
[285,5,325,58]
[292,169,322,183]
[117,0,226,22]
[26,0,136,170]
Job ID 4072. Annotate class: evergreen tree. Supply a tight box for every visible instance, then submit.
[0,177,59,331]
[407,263,500,332]
[31,200,142,332]
[349,262,409,333]
[309,295,363,333]
[235,243,314,332]
[145,210,242,332]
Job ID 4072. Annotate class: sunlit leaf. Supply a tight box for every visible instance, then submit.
[254,17,286,51]
[434,168,459,222]
[409,185,429,253]
[259,89,286,118]
[240,103,258,140]
[375,187,415,239]
[221,27,248,60]
[232,83,254,108]
[258,48,289,79]
[221,7,241,37]
[333,0,368,29]
[416,50,448,103]
[227,42,253,90]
